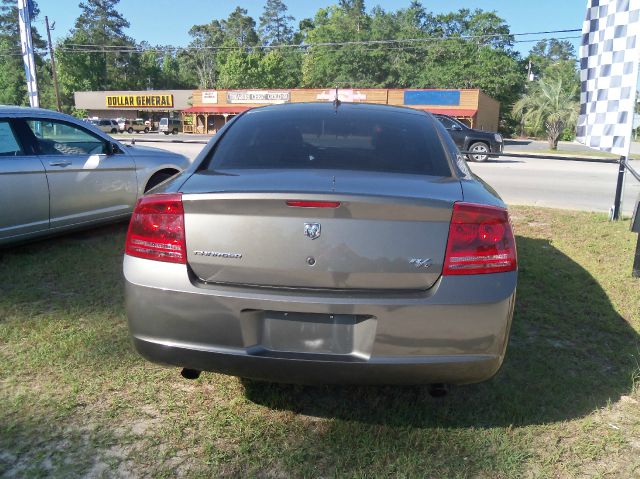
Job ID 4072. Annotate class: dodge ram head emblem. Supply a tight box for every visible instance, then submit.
[304,222,321,240]
[409,258,432,269]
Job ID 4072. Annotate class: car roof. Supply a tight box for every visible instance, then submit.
[246,101,431,117]
[0,105,79,121]
[0,105,121,142]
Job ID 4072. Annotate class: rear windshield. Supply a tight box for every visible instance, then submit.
[206,107,452,177]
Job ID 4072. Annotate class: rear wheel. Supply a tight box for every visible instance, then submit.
[144,170,178,192]
[127,127,133,134]
[144,127,149,133]
[468,142,489,162]
[164,131,170,135]
[110,128,117,134]
[172,128,178,135]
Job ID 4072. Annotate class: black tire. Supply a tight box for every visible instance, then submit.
[172,128,178,135]
[144,127,149,133]
[468,142,490,162]
[127,127,133,134]
[110,128,117,134]
[164,132,170,135]
[144,171,177,192]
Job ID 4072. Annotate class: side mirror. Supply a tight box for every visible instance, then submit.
[451,124,463,131]
[105,142,119,155]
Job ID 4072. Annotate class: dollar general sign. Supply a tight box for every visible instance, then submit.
[106,94,174,108]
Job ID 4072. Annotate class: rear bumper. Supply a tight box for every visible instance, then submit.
[125,256,517,385]
[134,337,503,385]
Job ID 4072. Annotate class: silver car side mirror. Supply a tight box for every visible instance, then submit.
[105,142,119,155]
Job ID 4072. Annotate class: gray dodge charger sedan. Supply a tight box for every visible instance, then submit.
[0,106,189,245]
[124,102,517,386]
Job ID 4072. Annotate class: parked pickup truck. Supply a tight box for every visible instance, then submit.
[434,113,503,162]
[119,119,150,134]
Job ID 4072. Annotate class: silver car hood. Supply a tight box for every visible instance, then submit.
[124,145,189,168]
[125,144,181,157]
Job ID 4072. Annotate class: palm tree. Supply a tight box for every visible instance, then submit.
[512,77,579,150]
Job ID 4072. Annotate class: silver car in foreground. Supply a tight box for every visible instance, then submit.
[0,106,189,245]
[125,103,517,386]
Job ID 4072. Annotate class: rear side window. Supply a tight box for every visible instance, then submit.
[207,107,452,177]
[26,119,106,156]
[0,121,23,156]
[436,116,456,129]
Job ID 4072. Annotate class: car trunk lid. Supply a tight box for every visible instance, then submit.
[180,170,461,290]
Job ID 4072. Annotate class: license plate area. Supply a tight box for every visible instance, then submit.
[240,310,377,358]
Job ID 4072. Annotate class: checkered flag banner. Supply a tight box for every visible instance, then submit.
[576,0,640,156]
[17,0,39,108]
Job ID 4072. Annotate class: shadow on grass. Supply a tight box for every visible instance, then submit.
[0,223,128,314]
[2,227,638,428]
[243,236,640,428]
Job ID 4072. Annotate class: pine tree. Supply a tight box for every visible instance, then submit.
[222,7,259,48]
[57,0,136,96]
[259,0,294,46]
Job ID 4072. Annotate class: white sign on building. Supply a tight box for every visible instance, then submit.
[227,90,290,104]
[202,91,218,104]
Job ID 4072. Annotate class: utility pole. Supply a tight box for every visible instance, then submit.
[45,16,62,112]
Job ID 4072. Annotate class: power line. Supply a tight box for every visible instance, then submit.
[0,28,582,56]
[58,27,582,51]
[53,36,582,54]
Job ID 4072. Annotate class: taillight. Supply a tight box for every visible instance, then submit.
[125,193,186,264]
[443,202,517,275]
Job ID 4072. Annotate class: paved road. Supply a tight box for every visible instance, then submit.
[471,157,639,216]
[138,139,640,216]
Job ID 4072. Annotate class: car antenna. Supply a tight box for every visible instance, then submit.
[332,86,341,111]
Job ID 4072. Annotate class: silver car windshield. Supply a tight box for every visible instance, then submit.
[207,107,452,177]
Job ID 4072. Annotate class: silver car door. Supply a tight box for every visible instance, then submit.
[24,118,137,229]
[0,119,50,241]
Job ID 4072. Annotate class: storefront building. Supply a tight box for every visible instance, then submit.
[74,90,192,129]
[182,88,500,134]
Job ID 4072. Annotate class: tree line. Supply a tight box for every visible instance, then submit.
[0,0,579,138]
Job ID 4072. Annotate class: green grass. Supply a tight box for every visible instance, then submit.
[1,207,639,477]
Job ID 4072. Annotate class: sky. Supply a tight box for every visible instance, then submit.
[33,0,589,56]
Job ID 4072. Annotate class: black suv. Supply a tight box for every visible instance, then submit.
[434,114,503,162]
